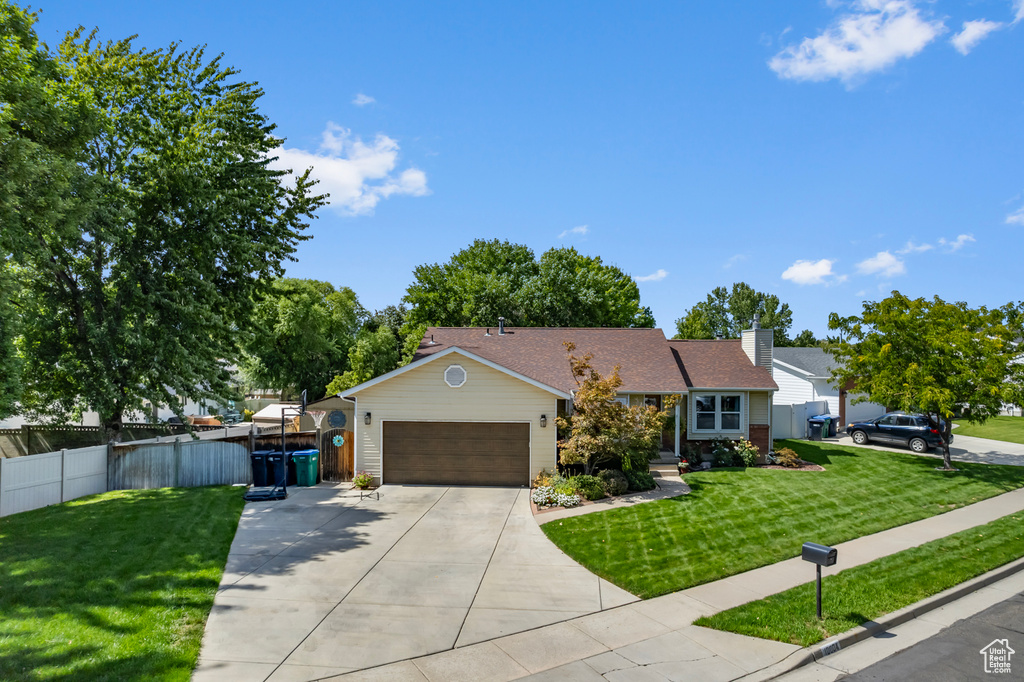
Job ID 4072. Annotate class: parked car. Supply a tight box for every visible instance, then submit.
[846,413,950,453]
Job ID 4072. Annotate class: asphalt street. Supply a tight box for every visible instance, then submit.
[842,591,1024,681]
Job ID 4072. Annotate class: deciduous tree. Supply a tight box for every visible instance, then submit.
[8,18,325,439]
[673,282,794,346]
[240,279,363,401]
[828,292,1024,470]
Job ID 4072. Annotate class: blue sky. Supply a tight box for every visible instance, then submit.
[32,0,1024,337]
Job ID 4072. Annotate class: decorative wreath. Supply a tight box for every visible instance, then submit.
[332,434,345,447]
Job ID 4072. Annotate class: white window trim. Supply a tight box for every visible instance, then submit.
[692,392,744,433]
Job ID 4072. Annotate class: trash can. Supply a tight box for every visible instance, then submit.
[249,449,277,486]
[266,450,289,487]
[807,417,825,441]
[810,415,837,438]
[291,449,319,487]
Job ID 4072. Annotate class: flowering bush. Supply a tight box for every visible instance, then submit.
[735,439,759,467]
[531,485,581,508]
[352,471,374,489]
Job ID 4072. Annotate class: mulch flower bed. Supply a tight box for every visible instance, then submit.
[756,459,824,471]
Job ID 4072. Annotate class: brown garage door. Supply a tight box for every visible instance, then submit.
[383,421,530,486]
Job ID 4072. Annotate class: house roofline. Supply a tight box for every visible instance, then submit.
[339,346,572,399]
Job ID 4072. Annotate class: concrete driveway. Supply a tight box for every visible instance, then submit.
[834,432,1024,467]
[194,484,636,681]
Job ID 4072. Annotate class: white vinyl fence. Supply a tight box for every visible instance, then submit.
[0,438,253,518]
[772,400,829,440]
[0,445,107,517]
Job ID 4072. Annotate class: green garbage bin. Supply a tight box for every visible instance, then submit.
[291,449,319,486]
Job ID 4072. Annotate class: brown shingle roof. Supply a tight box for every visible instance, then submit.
[668,339,778,390]
[414,327,690,394]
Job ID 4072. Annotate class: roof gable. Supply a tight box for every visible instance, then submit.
[339,346,571,399]
[668,339,778,390]
[413,327,689,394]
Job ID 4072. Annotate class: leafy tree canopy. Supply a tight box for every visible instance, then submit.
[240,279,363,402]
[556,343,670,475]
[404,239,654,329]
[4,10,325,439]
[673,282,799,347]
[325,326,401,395]
[828,291,1024,469]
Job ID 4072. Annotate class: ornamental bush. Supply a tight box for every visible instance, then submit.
[625,469,656,492]
[735,439,759,467]
[572,474,606,501]
[598,469,629,496]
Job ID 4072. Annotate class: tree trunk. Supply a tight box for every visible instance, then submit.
[941,420,954,470]
[103,414,124,444]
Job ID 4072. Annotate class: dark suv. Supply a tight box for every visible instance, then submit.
[846,413,949,453]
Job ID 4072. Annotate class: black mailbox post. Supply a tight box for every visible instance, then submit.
[802,542,838,619]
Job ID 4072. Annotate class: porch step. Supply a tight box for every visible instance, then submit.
[650,463,681,474]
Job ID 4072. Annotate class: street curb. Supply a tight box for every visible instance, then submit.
[737,555,1024,681]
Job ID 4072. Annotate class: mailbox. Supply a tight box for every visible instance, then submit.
[802,542,837,567]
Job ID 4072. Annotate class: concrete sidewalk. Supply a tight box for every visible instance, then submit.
[327,486,1024,681]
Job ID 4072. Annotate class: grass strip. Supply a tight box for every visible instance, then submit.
[953,416,1024,445]
[541,439,1024,598]
[0,486,246,681]
[695,511,1024,646]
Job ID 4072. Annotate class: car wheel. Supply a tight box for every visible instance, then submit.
[851,430,868,445]
[909,438,928,453]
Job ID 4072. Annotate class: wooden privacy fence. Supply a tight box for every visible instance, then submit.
[0,445,108,517]
[108,440,251,491]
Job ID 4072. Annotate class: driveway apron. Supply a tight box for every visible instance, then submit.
[194,484,635,681]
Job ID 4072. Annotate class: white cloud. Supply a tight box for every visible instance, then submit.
[781,259,839,285]
[558,225,589,239]
[769,0,945,85]
[1007,207,1024,225]
[896,240,933,254]
[951,20,1003,55]
[724,253,748,269]
[635,269,668,282]
[352,93,376,106]
[857,251,906,276]
[270,122,429,216]
[938,234,975,251]
[1015,0,1024,24]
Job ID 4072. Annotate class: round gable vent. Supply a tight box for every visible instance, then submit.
[444,364,467,388]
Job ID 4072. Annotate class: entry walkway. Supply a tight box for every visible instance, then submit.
[327,486,1024,681]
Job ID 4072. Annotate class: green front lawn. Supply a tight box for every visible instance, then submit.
[696,511,1024,646]
[954,415,1024,445]
[0,486,245,681]
[541,440,1024,599]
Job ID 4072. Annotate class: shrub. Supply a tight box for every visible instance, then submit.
[532,469,554,488]
[711,438,735,467]
[776,447,801,468]
[625,469,656,492]
[682,443,704,468]
[242,409,254,422]
[352,471,374,489]
[599,469,629,496]
[735,439,759,467]
[572,475,606,501]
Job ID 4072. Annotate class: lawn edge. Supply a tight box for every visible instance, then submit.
[735,554,1024,682]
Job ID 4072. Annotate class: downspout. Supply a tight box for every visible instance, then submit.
[343,395,357,478]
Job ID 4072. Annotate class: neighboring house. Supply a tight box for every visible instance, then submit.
[338,323,778,486]
[772,347,886,426]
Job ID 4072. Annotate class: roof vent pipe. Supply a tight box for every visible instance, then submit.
[485,328,491,336]
[752,312,761,330]
[428,334,436,345]
[715,333,723,341]
[498,317,505,335]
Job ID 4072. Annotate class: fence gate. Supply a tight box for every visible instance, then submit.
[320,428,354,482]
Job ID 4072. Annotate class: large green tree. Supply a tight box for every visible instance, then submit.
[6,17,325,439]
[828,292,1024,470]
[240,279,363,401]
[405,240,654,328]
[673,282,800,346]
[325,326,401,395]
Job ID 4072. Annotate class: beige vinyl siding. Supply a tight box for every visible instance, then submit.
[749,392,770,425]
[350,352,558,483]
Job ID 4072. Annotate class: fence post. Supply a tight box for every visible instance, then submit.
[0,456,4,516]
[106,442,115,491]
[174,437,182,488]
[60,448,67,502]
